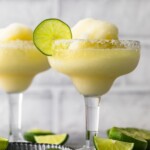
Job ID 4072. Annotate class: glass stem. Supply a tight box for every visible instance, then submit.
[84,96,101,148]
[8,93,24,142]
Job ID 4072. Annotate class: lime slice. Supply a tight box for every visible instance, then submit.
[34,133,68,145]
[33,18,72,56]
[108,127,147,150]
[0,137,8,150]
[93,136,134,150]
[24,128,53,143]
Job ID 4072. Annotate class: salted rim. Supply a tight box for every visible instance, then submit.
[54,39,141,49]
[0,40,36,50]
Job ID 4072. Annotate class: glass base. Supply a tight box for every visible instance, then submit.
[77,145,95,150]
[9,132,24,142]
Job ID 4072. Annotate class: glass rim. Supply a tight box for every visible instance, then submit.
[54,39,141,49]
[0,40,33,44]
[0,40,36,49]
[55,39,140,43]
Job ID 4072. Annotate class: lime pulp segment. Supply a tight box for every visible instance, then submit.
[34,133,68,145]
[93,136,134,150]
[33,18,72,56]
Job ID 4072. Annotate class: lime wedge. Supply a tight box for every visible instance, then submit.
[24,128,53,143]
[108,127,147,150]
[0,137,8,150]
[121,128,150,150]
[33,18,72,56]
[93,136,134,150]
[34,133,68,145]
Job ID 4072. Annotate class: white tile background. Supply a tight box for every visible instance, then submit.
[0,0,150,147]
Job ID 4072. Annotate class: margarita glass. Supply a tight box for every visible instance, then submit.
[0,40,49,141]
[48,39,140,150]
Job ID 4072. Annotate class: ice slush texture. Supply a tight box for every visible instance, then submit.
[72,18,118,40]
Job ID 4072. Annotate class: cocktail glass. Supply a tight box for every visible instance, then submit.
[0,40,49,142]
[48,39,140,150]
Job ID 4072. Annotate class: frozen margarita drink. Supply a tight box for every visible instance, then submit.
[49,19,140,96]
[0,23,50,93]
